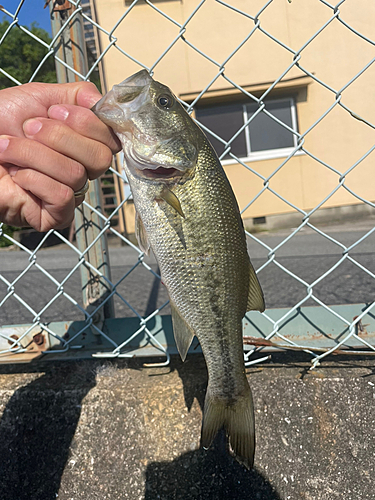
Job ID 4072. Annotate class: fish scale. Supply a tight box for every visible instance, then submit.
[92,69,265,469]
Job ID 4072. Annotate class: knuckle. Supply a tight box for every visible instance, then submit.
[57,183,74,206]
[21,82,43,94]
[44,121,66,147]
[40,219,56,232]
[41,210,73,232]
[101,147,114,169]
[69,160,86,186]
[78,81,98,93]
[68,105,106,138]
[22,167,38,184]
[76,81,101,108]
[54,193,74,228]
[72,108,96,132]
[17,141,37,166]
[46,180,72,209]
[87,145,113,178]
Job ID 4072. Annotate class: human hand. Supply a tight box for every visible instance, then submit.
[0,82,121,231]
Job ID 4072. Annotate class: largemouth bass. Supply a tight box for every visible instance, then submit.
[92,70,265,468]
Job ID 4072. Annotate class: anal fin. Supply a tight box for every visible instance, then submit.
[170,300,194,361]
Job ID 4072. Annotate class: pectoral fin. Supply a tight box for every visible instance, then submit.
[135,211,150,255]
[170,300,195,361]
[247,262,265,312]
[159,187,185,218]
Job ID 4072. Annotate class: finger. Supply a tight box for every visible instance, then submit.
[0,167,29,228]
[74,194,86,208]
[9,167,76,231]
[28,80,102,109]
[1,81,103,137]
[48,104,121,153]
[23,118,113,179]
[0,134,87,192]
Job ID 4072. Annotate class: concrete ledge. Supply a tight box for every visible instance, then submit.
[0,354,373,499]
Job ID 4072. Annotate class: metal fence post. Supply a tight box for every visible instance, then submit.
[49,0,115,324]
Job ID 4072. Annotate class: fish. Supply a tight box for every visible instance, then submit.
[92,69,265,469]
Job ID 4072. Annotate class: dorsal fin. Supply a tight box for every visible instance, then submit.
[247,262,265,312]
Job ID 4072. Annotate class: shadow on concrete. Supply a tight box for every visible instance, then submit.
[145,431,282,500]
[170,354,207,412]
[0,362,96,500]
[144,266,162,318]
[144,356,281,499]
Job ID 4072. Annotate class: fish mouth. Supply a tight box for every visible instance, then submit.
[125,145,188,181]
[141,166,181,179]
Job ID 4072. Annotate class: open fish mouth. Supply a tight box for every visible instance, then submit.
[141,166,181,179]
[125,145,188,180]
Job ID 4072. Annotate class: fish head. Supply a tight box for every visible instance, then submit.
[92,69,199,182]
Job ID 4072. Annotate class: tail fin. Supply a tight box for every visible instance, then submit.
[200,386,255,469]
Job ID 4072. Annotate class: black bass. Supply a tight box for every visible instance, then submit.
[92,70,265,468]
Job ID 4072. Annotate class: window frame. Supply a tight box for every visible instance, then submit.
[195,95,302,165]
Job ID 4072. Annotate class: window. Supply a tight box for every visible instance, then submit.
[195,96,298,162]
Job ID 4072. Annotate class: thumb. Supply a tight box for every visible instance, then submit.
[0,81,104,137]
[41,81,103,109]
[74,81,104,109]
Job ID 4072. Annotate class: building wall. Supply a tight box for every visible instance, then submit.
[93,0,375,227]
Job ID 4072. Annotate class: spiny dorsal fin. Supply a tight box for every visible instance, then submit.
[247,262,265,312]
[170,300,195,361]
[135,211,150,255]
[159,187,185,218]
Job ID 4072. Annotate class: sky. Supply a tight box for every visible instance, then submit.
[1,0,52,34]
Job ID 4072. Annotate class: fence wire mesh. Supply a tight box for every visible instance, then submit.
[0,0,374,367]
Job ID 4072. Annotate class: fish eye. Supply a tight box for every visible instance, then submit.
[157,94,174,109]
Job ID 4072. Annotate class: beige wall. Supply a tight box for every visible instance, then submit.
[94,0,375,227]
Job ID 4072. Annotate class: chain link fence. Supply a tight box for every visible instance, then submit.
[0,0,374,368]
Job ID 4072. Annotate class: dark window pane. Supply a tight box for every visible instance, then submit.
[195,103,247,159]
[247,99,295,152]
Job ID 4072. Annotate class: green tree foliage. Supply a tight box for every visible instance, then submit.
[0,18,56,89]
[0,224,17,247]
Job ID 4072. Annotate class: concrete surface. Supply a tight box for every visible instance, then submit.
[0,353,374,500]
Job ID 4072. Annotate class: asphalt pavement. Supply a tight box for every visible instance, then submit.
[1,220,374,325]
